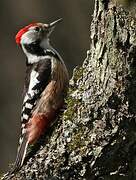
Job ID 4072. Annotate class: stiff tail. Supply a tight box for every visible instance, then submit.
[1,135,28,180]
[12,134,29,173]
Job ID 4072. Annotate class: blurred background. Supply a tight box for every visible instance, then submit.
[0,0,94,173]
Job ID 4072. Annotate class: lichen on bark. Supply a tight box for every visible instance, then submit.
[5,0,136,179]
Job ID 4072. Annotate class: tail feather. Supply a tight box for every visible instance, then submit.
[12,134,29,173]
[1,135,29,179]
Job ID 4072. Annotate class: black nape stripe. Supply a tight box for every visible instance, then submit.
[24,40,45,56]
[24,41,61,60]
[45,49,60,60]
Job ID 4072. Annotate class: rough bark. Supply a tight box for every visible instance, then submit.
[4,0,136,179]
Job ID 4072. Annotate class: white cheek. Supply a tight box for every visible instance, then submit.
[21,31,38,45]
[21,35,33,44]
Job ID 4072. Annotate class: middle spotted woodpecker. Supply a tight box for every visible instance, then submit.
[12,19,69,173]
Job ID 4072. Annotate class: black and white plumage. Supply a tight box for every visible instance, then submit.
[21,55,51,124]
[8,19,69,175]
[20,56,51,144]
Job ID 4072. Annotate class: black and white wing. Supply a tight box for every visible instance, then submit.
[21,58,51,124]
[12,58,51,172]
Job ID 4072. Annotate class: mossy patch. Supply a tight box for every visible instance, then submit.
[67,125,89,154]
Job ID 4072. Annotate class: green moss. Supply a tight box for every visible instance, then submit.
[63,65,84,122]
[68,125,88,153]
[71,66,84,87]
[62,65,86,152]
[64,94,81,122]
[108,48,120,69]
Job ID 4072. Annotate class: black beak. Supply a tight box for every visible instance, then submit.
[43,18,62,36]
[48,18,63,28]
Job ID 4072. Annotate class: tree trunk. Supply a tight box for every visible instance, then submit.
[9,0,136,179]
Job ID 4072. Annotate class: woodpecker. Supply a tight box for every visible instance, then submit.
[11,19,69,174]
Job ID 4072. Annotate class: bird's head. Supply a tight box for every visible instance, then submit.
[15,18,62,46]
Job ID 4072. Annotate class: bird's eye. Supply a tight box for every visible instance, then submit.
[35,27,40,32]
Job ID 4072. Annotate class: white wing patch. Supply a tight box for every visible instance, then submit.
[22,114,29,120]
[28,70,39,96]
[23,70,39,104]
[21,70,40,122]
[25,103,33,109]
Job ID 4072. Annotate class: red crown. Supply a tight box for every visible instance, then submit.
[15,23,37,45]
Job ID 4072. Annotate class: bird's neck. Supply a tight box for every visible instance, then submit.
[40,38,51,49]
